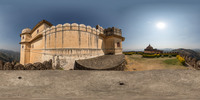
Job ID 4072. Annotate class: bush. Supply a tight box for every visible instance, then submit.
[176,55,185,65]
[142,54,160,58]
[171,53,178,57]
[162,54,169,57]
[142,53,178,58]
[123,52,144,55]
[137,52,144,55]
[156,54,161,58]
[123,52,135,55]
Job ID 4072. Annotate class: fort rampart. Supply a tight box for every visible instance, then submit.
[20,20,124,70]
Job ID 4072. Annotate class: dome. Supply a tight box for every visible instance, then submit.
[146,44,153,49]
[22,28,31,33]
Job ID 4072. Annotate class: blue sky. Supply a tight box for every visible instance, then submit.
[0,0,200,51]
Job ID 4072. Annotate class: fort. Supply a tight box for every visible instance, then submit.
[20,20,125,70]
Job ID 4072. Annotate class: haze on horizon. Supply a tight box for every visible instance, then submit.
[0,0,200,52]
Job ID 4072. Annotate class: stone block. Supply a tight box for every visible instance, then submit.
[3,62,13,70]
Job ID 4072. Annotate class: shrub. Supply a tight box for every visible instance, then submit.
[162,54,169,57]
[156,54,161,58]
[137,52,144,55]
[123,52,144,55]
[176,55,185,65]
[171,53,178,57]
[123,52,134,55]
[143,54,157,58]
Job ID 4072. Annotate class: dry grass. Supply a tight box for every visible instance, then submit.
[125,54,191,71]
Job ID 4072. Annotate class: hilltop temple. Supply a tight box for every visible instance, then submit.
[20,20,125,70]
[144,44,163,54]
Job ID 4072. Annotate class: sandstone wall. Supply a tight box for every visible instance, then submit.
[20,21,124,70]
[29,23,105,70]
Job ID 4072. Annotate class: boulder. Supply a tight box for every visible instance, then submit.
[55,65,63,70]
[13,63,25,70]
[49,59,52,65]
[24,63,36,70]
[3,62,13,70]
[43,60,53,70]
[11,61,17,67]
[0,60,4,70]
[190,58,197,67]
[187,57,192,63]
[33,62,46,70]
[185,56,190,62]
[196,60,200,69]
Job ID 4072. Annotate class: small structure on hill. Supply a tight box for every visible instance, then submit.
[144,44,163,54]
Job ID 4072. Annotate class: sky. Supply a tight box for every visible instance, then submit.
[0,0,200,52]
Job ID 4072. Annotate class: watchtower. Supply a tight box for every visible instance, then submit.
[103,27,124,54]
[20,28,31,64]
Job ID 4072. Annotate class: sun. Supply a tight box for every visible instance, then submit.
[156,22,166,29]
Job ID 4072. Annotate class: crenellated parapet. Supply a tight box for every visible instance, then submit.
[43,23,104,36]
[104,27,122,36]
[20,28,32,43]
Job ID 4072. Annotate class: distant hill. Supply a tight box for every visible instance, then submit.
[172,48,200,59]
[193,49,200,54]
[159,48,174,52]
[0,49,20,62]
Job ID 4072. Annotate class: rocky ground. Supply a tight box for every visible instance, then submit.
[0,70,200,100]
[0,59,61,70]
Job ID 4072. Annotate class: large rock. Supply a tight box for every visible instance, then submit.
[11,61,17,67]
[33,62,46,70]
[3,62,13,70]
[190,58,197,67]
[187,57,192,63]
[43,59,53,70]
[24,63,36,70]
[185,56,190,62]
[13,63,25,70]
[196,60,200,69]
[0,60,4,70]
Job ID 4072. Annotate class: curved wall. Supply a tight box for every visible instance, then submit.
[29,23,105,70]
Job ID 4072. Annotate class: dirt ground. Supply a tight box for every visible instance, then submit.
[125,54,192,71]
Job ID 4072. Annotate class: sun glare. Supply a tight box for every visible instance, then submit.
[156,22,166,29]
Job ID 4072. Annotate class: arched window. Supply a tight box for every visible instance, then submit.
[22,36,24,39]
[22,45,24,48]
[37,29,39,33]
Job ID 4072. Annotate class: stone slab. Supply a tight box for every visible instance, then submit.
[0,70,199,100]
[75,54,125,70]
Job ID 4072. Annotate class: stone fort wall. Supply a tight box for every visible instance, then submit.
[30,23,107,70]
[20,20,124,70]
